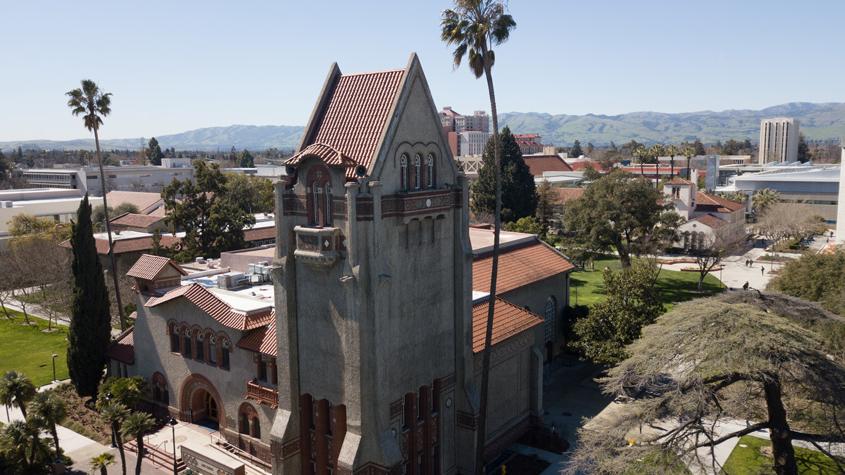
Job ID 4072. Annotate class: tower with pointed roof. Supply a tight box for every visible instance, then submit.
[271,53,477,473]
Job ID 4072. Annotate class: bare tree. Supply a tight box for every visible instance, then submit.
[690,230,730,290]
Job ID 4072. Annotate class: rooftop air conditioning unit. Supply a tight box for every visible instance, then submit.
[216,274,231,289]
[249,273,264,284]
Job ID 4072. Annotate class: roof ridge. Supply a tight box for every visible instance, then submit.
[341,68,406,77]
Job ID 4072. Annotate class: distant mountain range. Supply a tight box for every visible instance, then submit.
[3,102,844,152]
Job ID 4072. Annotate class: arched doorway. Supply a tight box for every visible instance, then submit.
[179,374,225,431]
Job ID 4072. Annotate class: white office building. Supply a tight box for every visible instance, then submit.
[458,130,490,157]
[22,165,194,196]
[758,117,799,164]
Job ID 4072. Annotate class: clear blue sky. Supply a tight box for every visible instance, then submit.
[2,0,843,141]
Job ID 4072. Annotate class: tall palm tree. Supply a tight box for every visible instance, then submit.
[441,2,515,472]
[752,188,780,215]
[0,419,50,469]
[680,144,696,180]
[647,144,665,188]
[66,80,125,330]
[665,144,678,181]
[0,370,36,419]
[100,402,129,475]
[28,390,66,460]
[90,452,116,475]
[633,144,648,178]
[120,411,156,475]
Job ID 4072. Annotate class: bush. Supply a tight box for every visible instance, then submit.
[769,250,845,317]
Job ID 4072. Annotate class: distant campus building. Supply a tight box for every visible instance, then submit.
[758,117,799,164]
[109,54,573,474]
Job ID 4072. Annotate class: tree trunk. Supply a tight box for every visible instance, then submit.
[475,43,502,475]
[763,378,798,475]
[93,126,126,330]
[19,402,27,419]
[51,423,60,460]
[113,421,126,475]
[670,156,674,180]
[100,466,108,475]
[686,156,692,180]
[617,247,631,268]
[134,435,143,475]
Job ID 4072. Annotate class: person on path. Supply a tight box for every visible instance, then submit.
[743,281,749,290]
[761,266,765,276]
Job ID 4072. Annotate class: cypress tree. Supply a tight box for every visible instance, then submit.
[471,127,537,223]
[68,195,112,398]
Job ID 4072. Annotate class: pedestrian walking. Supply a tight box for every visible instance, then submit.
[761,266,765,276]
[742,281,749,290]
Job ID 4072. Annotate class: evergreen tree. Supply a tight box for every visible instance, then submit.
[67,195,112,399]
[692,138,706,156]
[797,133,810,163]
[570,139,584,158]
[239,149,255,168]
[471,127,537,223]
[145,137,164,166]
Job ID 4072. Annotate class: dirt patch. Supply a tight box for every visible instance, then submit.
[54,384,112,445]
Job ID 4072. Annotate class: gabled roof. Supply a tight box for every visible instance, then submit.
[568,160,601,172]
[106,328,134,365]
[695,192,743,213]
[668,177,694,185]
[145,283,274,331]
[291,63,406,179]
[523,155,573,176]
[237,320,277,357]
[105,191,165,215]
[471,297,542,353]
[126,254,187,281]
[110,213,165,229]
[61,234,181,256]
[690,213,727,229]
[473,240,575,294]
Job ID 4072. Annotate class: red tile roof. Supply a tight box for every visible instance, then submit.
[667,177,694,185]
[472,297,542,353]
[244,226,276,242]
[105,191,164,215]
[110,213,165,229]
[61,234,181,255]
[237,320,277,357]
[286,143,357,169]
[106,328,134,364]
[691,213,727,229]
[145,283,274,331]
[126,254,187,280]
[553,187,585,204]
[473,241,574,294]
[293,68,406,179]
[695,192,743,213]
[523,155,573,176]
[568,160,601,172]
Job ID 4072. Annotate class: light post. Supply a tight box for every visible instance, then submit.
[105,392,116,448]
[51,354,58,382]
[168,417,178,475]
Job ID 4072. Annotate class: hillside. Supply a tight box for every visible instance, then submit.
[499,102,845,146]
[3,102,843,151]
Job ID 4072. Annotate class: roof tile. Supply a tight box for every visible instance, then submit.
[473,241,574,294]
[126,254,187,280]
[472,298,542,353]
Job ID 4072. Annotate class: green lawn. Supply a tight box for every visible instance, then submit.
[0,308,69,386]
[722,436,842,474]
[569,257,723,308]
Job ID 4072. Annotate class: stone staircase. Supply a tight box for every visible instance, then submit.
[208,433,272,475]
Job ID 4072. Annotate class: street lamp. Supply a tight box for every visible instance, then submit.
[168,417,178,475]
[105,392,116,448]
[51,354,58,382]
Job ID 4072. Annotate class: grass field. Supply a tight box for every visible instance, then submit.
[569,257,723,308]
[0,308,69,386]
[722,435,842,474]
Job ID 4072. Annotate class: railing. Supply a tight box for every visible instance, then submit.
[125,438,183,472]
[246,380,279,408]
[210,430,273,473]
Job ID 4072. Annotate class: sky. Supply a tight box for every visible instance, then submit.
[1,0,844,141]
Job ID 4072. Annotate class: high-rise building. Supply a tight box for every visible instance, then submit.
[458,130,489,156]
[514,134,544,155]
[455,110,489,133]
[758,117,799,164]
[439,107,491,157]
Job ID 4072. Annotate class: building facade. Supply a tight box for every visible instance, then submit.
[758,117,799,164]
[22,165,194,195]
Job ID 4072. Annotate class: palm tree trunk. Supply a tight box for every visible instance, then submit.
[113,421,126,475]
[51,423,60,459]
[686,156,692,180]
[135,436,144,475]
[18,402,27,419]
[93,126,126,330]
[474,43,502,475]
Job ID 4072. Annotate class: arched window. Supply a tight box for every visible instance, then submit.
[207,333,217,365]
[306,165,331,227]
[168,322,179,352]
[238,403,260,438]
[152,372,169,405]
[195,330,205,361]
[413,154,422,190]
[399,154,409,191]
[220,336,231,370]
[181,325,192,357]
[543,296,557,343]
[426,153,435,189]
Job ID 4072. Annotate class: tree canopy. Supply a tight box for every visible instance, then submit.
[567,291,845,475]
[162,161,256,259]
[146,137,163,165]
[770,249,845,317]
[239,149,255,168]
[573,259,664,364]
[570,140,584,158]
[565,170,681,267]
[471,127,537,223]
